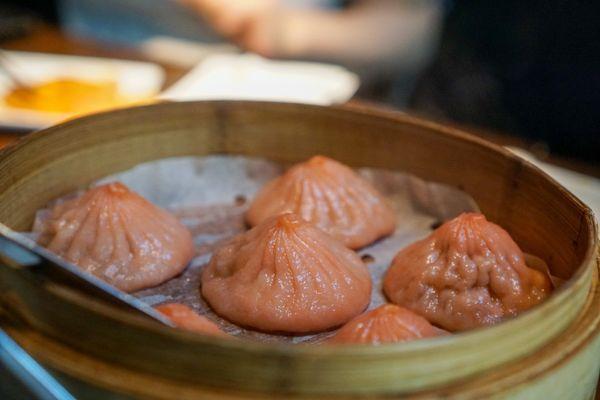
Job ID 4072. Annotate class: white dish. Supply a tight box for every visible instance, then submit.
[160,54,360,105]
[0,51,165,130]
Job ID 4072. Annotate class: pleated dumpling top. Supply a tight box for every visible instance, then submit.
[383,213,552,331]
[246,156,396,249]
[35,183,194,292]
[328,304,442,345]
[201,212,372,333]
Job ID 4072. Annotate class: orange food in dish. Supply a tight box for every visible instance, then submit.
[155,303,225,337]
[35,182,194,292]
[4,79,130,115]
[383,213,552,331]
[328,304,442,345]
[201,212,372,333]
[246,155,396,249]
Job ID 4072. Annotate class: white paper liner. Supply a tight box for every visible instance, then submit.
[29,155,497,343]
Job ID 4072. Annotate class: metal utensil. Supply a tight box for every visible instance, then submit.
[0,222,174,327]
[0,327,76,400]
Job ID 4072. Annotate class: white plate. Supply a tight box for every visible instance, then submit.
[160,54,360,105]
[0,51,165,130]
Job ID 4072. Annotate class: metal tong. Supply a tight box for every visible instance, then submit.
[0,222,173,326]
[0,222,174,399]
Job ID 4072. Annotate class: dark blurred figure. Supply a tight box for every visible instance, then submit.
[0,0,57,41]
[411,1,600,163]
[1,0,57,23]
[183,0,598,162]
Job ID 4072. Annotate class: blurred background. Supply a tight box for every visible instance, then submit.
[0,2,599,397]
[0,0,598,173]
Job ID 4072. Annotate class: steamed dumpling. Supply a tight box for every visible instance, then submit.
[383,213,552,331]
[155,303,225,337]
[35,183,194,292]
[246,156,396,249]
[328,304,442,345]
[201,212,372,333]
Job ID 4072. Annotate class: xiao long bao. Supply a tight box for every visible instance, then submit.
[201,212,372,333]
[384,213,552,331]
[155,303,226,337]
[35,183,195,292]
[246,155,396,249]
[328,304,444,345]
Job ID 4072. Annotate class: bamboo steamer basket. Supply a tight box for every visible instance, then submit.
[0,101,597,400]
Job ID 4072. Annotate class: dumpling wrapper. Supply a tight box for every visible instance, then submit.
[201,212,372,333]
[35,183,194,292]
[328,304,444,345]
[383,213,552,331]
[246,156,396,249]
[155,303,226,337]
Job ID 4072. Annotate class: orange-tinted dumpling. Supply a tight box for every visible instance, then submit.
[35,183,194,292]
[328,304,442,345]
[201,212,372,333]
[383,213,552,331]
[155,303,225,337]
[246,156,396,249]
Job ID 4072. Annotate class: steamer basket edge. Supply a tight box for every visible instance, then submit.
[0,101,597,398]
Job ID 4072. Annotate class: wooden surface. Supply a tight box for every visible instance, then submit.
[0,101,597,399]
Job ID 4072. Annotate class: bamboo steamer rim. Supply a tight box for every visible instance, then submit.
[27,258,594,356]
[2,100,595,351]
[3,261,598,399]
[0,101,597,396]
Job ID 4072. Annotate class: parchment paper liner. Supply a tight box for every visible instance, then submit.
[29,155,559,343]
